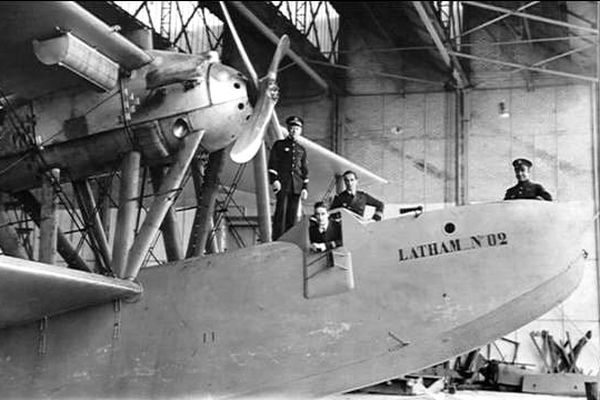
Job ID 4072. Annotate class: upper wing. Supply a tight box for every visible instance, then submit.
[0,1,151,99]
[220,136,388,203]
[0,255,140,329]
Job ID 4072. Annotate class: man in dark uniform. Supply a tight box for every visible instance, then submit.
[330,170,384,220]
[309,201,342,253]
[504,158,552,201]
[268,115,309,240]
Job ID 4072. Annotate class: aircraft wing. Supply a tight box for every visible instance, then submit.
[220,136,388,203]
[0,1,151,99]
[0,255,141,329]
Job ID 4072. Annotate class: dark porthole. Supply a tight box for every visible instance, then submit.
[234,82,241,89]
[238,103,245,110]
[444,222,455,234]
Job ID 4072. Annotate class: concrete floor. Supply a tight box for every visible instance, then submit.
[331,391,584,400]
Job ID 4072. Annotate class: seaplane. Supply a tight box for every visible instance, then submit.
[0,1,590,398]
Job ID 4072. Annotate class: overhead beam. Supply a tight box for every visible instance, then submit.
[308,59,444,86]
[228,1,329,92]
[507,43,595,76]
[412,1,469,88]
[461,1,598,34]
[450,51,598,83]
[459,1,540,38]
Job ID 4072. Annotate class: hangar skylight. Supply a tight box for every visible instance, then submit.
[115,1,225,54]
[271,1,340,62]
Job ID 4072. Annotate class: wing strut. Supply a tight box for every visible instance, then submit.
[219,1,290,242]
[150,167,184,262]
[112,151,142,278]
[124,129,205,280]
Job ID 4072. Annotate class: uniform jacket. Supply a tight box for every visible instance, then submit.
[504,180,552,201]
[268,137,308,195]
[309,219,342,250]
[330,190,384,218]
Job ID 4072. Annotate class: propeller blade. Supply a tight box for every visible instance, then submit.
[266,35,290,80]
[230,35,290,164]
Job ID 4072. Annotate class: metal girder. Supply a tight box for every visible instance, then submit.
[459,1,540,38]
[125,130,204,280]
[450,51,598,83]
[226,1,330,92]
[461,1,598,34]
[507,43,595,76]
[308,59,444,86]
[413,1,469,88]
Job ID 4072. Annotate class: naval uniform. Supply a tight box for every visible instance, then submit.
[268,136,309,240]
[504,180,552,201]
[330,190,384,220]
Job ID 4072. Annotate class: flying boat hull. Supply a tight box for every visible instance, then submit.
[0,200,587,398]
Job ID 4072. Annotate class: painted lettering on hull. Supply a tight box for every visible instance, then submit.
[398,232,508,262]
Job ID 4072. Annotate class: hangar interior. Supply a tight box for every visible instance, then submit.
[1,0,600,394]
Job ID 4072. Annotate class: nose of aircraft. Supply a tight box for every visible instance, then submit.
[342,200,589,331]
[504,200,589,281]
[207,63,249,106]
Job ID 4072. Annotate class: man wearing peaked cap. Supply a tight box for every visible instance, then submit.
[504,158,552,201]
[286,115,303,127]
[268,115,309,240]
[512,158,532,169]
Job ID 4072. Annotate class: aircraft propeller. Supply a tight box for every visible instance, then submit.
[219,1,289,164]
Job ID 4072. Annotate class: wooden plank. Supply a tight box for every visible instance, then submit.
[522,373,595,396]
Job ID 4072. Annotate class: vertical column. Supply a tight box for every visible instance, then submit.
[112,151,141,278]
[444,91,456,206]
[253,143,272,243]
[455,88,468,205]
[594,2,600,372]
[39,168,60,264]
